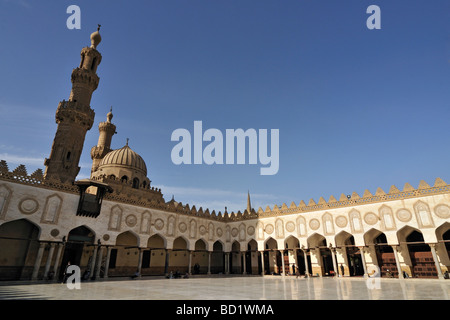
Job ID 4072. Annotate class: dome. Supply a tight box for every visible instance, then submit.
[99,144,147,175]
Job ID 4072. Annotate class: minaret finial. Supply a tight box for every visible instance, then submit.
[126,138,129,146]
[98,24,101,31]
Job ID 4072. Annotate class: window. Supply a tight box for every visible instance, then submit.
[132,178,140,189]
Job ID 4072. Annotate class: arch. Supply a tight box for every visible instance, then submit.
[211,240,225,274]
[213,240,224,251]
[363,228,385,245]
[147,234,166,249]
[397,226,437,278]
[436,223,450,267]
[335,230,354,247]
[0,219,40,280]
[247,239,258,251]
[173,236,188,250]
[264,237,278,250]
[231,240,241,252]
[307,233,326,248]
[284,235,300,249]
[115,230,139,247]
[194,238,207,251]
[121,175,128,183]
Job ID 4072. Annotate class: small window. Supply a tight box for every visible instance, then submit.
[66,152,71,161]
[121,175,128,183]
[132,178,140,189]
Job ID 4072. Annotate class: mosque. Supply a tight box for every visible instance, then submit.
[0,27,449,282]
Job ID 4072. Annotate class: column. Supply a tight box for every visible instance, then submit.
[207,251,212,275]
[89,244,98,279]
[359,246,368,277]
[164,249,171,276]
[32,242,46,280]
[242,252,246,275]
[188,251,193,275]
[43,243,56,280]
[293,249,299,276]
[392,245,404,279]
[260,251,265,276]
[103,246,112,278]
[429,243,444,280]
[225,253,230,275]
[95,246,104,279]
[302,249,310,276]
[280,250,286,277]
[53,242,65,280]
[330,247,338,277]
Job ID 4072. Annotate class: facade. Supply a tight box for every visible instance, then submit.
[0,29,449,282]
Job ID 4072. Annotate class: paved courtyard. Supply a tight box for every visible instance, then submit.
[0,276,449,300]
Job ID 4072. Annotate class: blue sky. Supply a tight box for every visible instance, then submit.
[0,0,449,213]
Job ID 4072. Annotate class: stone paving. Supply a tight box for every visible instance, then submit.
[0,276,449,300]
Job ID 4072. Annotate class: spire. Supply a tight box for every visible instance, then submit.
[247,190,252,213]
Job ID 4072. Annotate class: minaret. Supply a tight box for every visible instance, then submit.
[44,26,103,183]
[247,190,252,213]
[90,107,117,175]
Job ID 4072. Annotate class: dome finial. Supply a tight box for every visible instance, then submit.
[106,107,113,122]
[90,24,102,49]
[126,138,129,146]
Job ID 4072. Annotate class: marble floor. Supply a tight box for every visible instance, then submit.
[0,276,449,300]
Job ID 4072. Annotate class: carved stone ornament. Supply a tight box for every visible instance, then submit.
[434,204,450,219]
[265,224,274,234]
[125,214,137,227]
[103,234,110,241]
[199,225,207,235]
[309,219,320,231]
[216,228,223,237]
[154,218,164,231]
[364,212,379,225]
[247,226,255,236]
[19,198,39,215]
[179,222,187,233]
[335,216,348,228]
[396,209,412,222]
[231,228,238,237]
[50,229,60,237]
[286,221,295,232]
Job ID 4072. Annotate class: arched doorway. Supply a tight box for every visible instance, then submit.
[436,223,450,272]
[0,219,40,280]
[230,241,241,274]
[264,237,279,275]
[108,231,139,277]
[403,229,437,278]
[212,241,225,274]
[364,228,397,278]
[246,239,260,275]
[193,239,208,274]
[307,233,334,276]
[285,236,300,275]
[145,234,166,275]
[171,237,188,275]
[60,226,95,280]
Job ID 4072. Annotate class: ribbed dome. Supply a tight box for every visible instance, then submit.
[99,144,147,175]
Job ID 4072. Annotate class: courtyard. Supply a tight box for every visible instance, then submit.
[0,276,448,300]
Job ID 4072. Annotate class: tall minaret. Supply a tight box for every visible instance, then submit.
[44,26,103,183]
[247,190,252,213]
[90,107,117,175]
